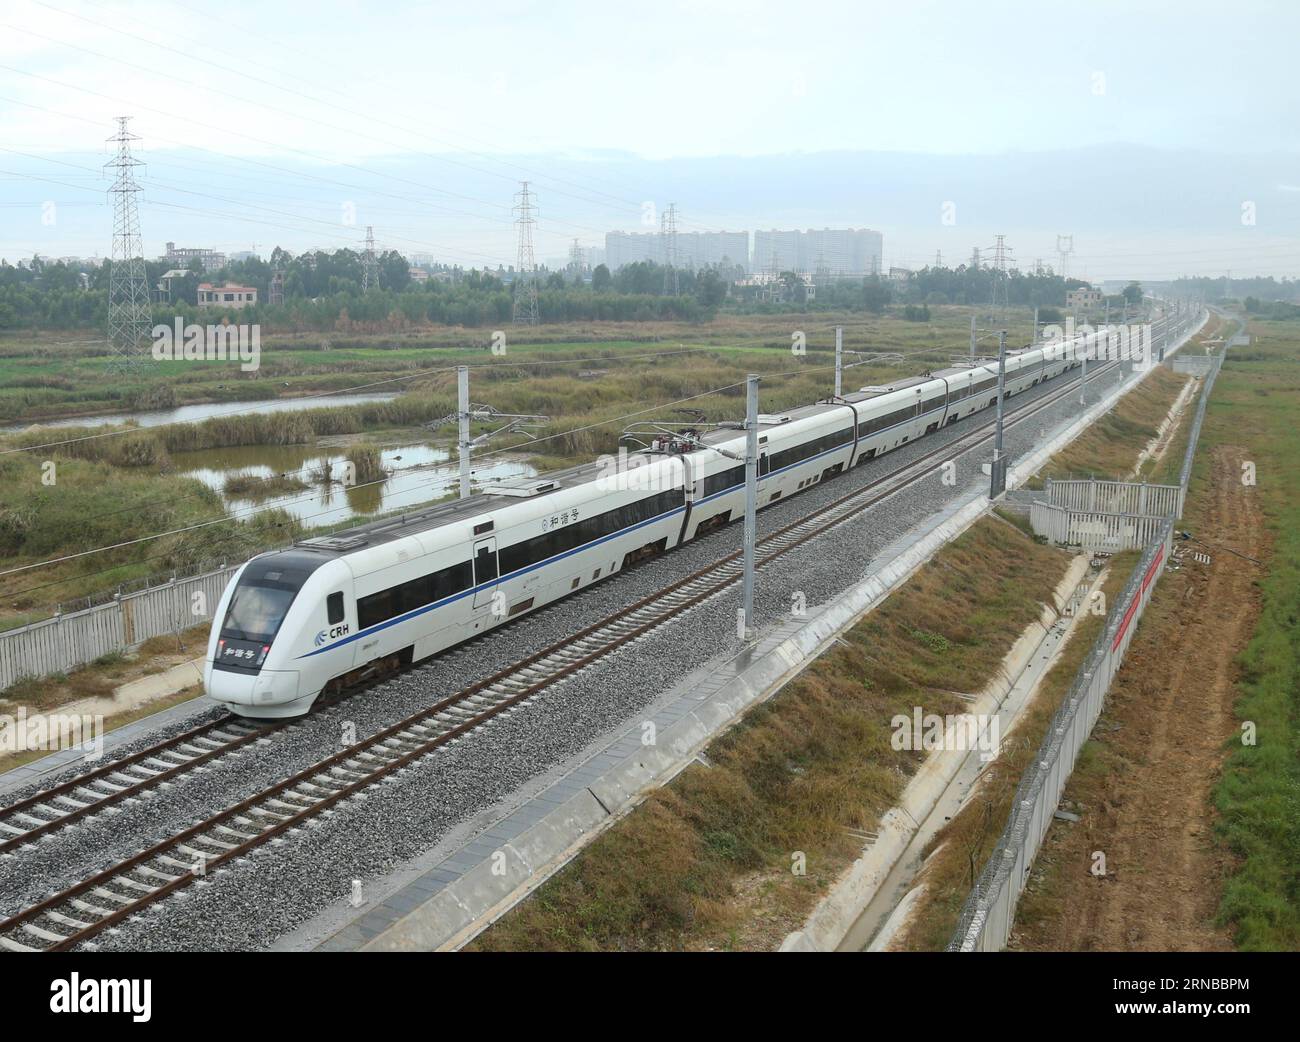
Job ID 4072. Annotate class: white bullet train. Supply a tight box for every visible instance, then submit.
[206,332,1106,718]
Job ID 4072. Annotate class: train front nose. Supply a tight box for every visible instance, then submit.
[205,661,310,719]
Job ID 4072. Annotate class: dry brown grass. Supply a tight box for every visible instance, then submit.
[1034,367,1191,484]
[889,552,1139,950]
[223,472,310,499]
[468,518,1070,951]
[0,683,203,776]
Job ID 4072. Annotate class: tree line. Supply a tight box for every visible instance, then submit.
[0,250,1105,331]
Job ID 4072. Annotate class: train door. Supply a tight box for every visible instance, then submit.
[471,537,499,609]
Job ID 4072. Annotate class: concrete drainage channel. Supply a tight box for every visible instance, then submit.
[306,312,1207,952]
[786,556,1102,952]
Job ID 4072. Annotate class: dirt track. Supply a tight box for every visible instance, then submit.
[1013,446,1264,951]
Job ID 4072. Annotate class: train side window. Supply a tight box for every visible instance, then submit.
[474,544,498,583]
[327,591,345,625]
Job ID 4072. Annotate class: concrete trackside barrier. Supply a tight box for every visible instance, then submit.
[0,563,239,693]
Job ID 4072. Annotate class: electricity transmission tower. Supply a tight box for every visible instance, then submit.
[512,182,539,324]
[269,264,285,306]
[568,238,584,280]
[105,117,151,374]
[1056,234,1074,279]
[987,234,1014,319]
[361,225,379,293]
[661,202,680,296]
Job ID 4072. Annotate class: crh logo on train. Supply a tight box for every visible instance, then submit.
[891,708,1000,761]
[151,317,261,371]
[315,623,349,644]
[0,708,103,762]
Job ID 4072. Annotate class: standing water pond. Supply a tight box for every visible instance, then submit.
[175,443,536,528]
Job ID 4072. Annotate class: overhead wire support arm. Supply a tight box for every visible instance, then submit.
[426,364,549,498]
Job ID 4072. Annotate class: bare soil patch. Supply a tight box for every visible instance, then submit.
[1012,445,1264,951]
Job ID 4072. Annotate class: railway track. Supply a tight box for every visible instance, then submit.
[1,324,1206,953]
[0,717,278,856]
[2,309,1190,854]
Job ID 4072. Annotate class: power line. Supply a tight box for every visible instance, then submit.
[0,61,624,250]
[4,7,727,240]
[19,0,669,220]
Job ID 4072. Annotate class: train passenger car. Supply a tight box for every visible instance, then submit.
[205,331,1105,718]
[208,457,688,717]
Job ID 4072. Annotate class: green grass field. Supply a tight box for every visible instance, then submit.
[1201,321,1300,949]
[0,305,1026,423]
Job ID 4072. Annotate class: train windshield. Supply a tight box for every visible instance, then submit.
[221,584,296,644]
[220,560,315,644]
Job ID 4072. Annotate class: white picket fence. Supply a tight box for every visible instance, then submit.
[1042,477,1184,519]
[0,563,239,693]
[1029,501,1173,551]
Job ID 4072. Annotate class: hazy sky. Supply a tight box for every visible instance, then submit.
[2,0,1297,277]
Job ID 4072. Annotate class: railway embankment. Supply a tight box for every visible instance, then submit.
[0,312,1206,951]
